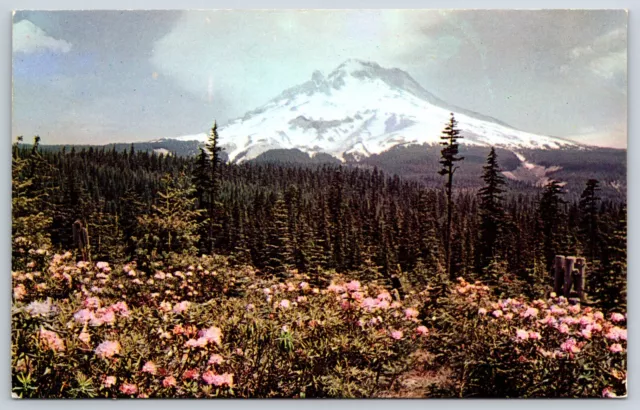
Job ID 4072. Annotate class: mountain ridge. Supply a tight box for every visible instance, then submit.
[171,59,580,162]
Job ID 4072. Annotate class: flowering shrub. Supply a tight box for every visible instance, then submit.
[11,252,626,398]
[12,252,430,398]
[422,278,627,398]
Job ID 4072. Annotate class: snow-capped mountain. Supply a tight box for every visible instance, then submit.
[175,59,578,162]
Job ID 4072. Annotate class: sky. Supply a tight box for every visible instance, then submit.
[12,10,627,148]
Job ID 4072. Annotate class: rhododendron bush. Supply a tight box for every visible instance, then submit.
[421,279,627,398]
[12,251,626,398]
[12,251,430,398]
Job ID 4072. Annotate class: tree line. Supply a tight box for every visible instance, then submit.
[12,115,626,309]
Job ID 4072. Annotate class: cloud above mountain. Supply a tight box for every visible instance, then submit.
[11,10,627,148]
[13,19,72,54]
[151,10,626,147]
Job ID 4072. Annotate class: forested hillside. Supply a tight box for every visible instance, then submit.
[12,133,626,309]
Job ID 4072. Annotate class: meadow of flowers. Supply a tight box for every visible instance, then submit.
[12,250,627,398]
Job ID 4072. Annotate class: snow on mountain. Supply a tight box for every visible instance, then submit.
[175,59,578,162]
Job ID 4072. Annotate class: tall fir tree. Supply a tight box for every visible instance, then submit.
[438,113,464,280]
[539,180,567,269]
[12,136,53,266]
[579,179,601,261]
[134,172,202,264]
[204,122,223,254]
[477,147,507,271]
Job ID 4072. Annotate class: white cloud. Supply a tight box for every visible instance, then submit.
[569,27,626,81]
[150,10,445,121]
[589,50,626,81]
[13,19,72,54]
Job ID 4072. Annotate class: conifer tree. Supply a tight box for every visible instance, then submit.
[265,195,294,275]
[205,122,223,253]
[329,167,345,270]
[477,147,507,270]
[134,172,202,263]
[539,180,567,269]
[12,136,53,265]
[438,113,464,280]
[579,179,601,261]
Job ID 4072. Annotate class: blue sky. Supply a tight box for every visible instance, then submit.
[12,10,627,147]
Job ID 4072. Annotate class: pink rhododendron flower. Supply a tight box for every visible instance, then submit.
[110,301,130,317]
[103,376,116,388]
[539,315,556,326]
[581,329,592,339]
[142,361,157,375]
[95,262,109,270]
[561,338,581,354]
[522,307,539,318]
[602,387,617,398]
[13,284,26,301]
[172,301,190,314]
[97,309,116,325]
[609,343,624,353]
[351,292,364,301]
[95,340,121,359]
[492,310,503,318]
[579,315,594,327]
[203,371,226,386]
[550,305,567,316]
[558,323,570,334]
[119,383,137,395]
[478,308,487,315]
[83,297,101,309]
[162,376,177,388]
[529,332,541,340]
[390,330,403,340]
[377,291,392,301]
[361,297,377,311]
[605,327,627,341]
[404,308,419,319]
[39,328,65,352]
[594,311,604,320]
[568,304,581,315]
[74,309,95,324]
[208,354,224,365]
[516,329,529,340]
[279,299,291,309]
[504,313,514,321]
[198,326,223,346]
[183,369,199,380]
[416,326,429,336]
[560,316,579,326]
[346,280,361,292]
[184,338,208,348]
[299,282,310,291]
[25,299,56,317]
[610,313,625,323]
[377,300,390,310]
[79,331,91,344]
[327,284,346,294]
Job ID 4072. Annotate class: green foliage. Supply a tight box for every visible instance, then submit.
[423,278,626,398]
[134,173,202,264]
[12,251,429,398]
